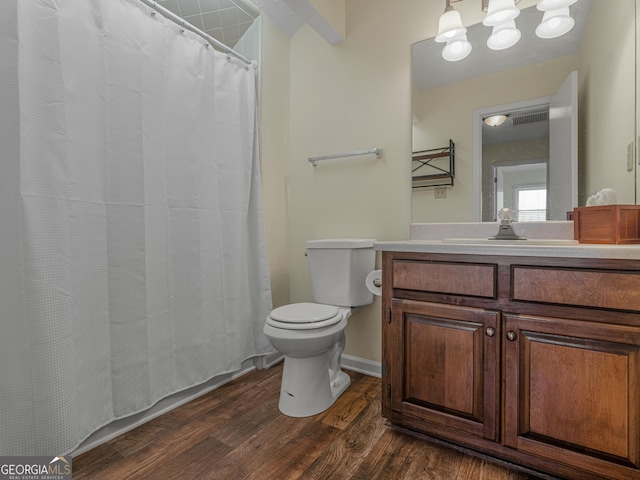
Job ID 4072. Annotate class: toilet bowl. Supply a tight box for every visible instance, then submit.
[264,302,352,417]
[263,238,376,417]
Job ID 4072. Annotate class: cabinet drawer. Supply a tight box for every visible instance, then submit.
[393,261,496,298]
[512,266,640,311]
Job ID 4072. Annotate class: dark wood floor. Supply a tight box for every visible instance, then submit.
[73,364,541,479]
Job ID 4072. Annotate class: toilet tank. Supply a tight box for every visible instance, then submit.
[305,238,376,307]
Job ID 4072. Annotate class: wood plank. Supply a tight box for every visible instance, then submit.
[457,455,513,480]
[70,443,124,480]
[293,392,387,479]
[402,440,464,480]
[348,428,423,480]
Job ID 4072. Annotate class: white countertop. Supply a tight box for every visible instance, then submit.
[374,239,640,260]
[376,222,640,259]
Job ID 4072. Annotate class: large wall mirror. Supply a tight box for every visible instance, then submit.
[411,0,637,223]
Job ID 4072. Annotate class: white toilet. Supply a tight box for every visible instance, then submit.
[263,238,376,417]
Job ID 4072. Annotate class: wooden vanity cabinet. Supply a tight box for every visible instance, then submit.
[381,251,640,480]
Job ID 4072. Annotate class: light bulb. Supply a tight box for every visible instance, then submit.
[536,0,578,12]
[535,7,575,38]
[442,34,472,62]
[484,115,508,126]
[487,21,521,50]
[483,0,520,27]
[435,7,467,43]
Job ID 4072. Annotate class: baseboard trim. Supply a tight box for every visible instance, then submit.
[341,354,382,378]
[256,351,284,369]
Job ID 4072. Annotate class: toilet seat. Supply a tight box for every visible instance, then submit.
[266,302,343,330]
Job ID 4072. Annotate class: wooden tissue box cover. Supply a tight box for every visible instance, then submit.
[573,205,640,244]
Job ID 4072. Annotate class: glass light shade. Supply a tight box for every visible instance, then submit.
[536,0,577,12]
[483,0,520,27]
[535,7,575,39]
[435,8,467,43]
[484,115,508,126]
[442,34,472,62]
[487,21,521,50]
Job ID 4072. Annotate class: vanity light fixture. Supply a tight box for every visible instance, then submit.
[435,0,577,62]
[484,114,509,126]
[435,0,467,43]
[435,0,472,61]
[483,0,521,50]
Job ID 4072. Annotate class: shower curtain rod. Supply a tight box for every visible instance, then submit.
[140,0,253,66]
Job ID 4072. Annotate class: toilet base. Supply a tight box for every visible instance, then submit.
[278,353,351,417]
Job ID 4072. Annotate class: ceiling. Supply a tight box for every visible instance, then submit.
[157,0,261,48]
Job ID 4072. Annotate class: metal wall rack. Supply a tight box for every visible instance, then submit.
[412,139,455,189]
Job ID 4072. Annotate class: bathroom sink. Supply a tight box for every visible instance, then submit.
[441,238,580,246]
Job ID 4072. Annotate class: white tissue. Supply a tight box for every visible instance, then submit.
[365,270,382,297]
[586,188,617,206]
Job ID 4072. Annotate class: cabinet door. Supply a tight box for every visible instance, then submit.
[504,314,640,479]
[389,299,500,441]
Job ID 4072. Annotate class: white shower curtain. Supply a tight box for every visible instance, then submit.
[0,0,272,456]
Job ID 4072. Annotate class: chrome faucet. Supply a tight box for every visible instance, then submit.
[489,208,527,241]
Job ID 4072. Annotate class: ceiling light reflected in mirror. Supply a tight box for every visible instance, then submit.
[483,114,509,126]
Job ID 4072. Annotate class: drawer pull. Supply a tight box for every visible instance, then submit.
[506,331,517,341]
[485,327,496,337]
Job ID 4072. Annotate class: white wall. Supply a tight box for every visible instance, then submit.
[260,16,292,309]
[578,0,636,204]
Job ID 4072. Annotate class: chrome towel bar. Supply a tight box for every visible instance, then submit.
[308,147,383,166]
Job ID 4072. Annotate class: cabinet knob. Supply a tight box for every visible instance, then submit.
[485,327,496,337]
[506,331,517,341]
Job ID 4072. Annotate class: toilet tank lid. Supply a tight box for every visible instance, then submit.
[306,238,375,249]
